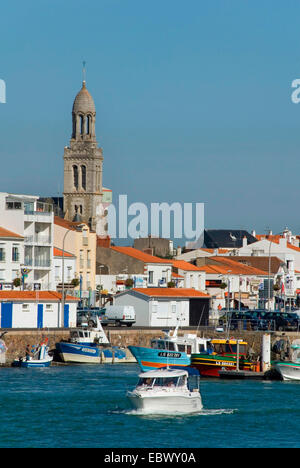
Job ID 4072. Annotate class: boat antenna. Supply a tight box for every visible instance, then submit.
[196,305,205,336]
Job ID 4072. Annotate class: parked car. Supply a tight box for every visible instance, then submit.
[218,310,300,332]
[100,305,136,327]
[77,309,103,328]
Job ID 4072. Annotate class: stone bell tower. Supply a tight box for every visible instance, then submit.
[63,77,104,231]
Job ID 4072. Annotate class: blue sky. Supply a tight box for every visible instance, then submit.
[1,0,300,239]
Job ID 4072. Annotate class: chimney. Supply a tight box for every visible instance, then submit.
[242,236,248,248]
[279,238,287,249]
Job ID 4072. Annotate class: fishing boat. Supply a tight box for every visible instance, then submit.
[127,367,202,414]
[55,317,133,364]
[274,339,300,381]
[13,339,53,368]
[128,324,212,372]
[191,338,255,377]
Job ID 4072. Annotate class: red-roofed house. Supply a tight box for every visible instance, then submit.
[96,245,173,287]
[0,290,78,328]
[53,247,76,290]
[115,288,210,327]
[0,226,24,290]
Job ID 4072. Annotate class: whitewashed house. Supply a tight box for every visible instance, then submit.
[0,227,24,289]
[53,247,76,290]
[0,193,54,290]
[0,291,78,328]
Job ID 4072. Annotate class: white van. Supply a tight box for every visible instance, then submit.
[101,305,136,327]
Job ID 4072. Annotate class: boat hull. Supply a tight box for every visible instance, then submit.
[274,361,300,381]
[191,354,253,377]
[13,358,52,368]
[128,346,190,372]
[56,342,130,364]
[127,391,202,414]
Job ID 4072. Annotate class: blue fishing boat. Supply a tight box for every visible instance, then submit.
[55,317,133,364]
[13,339,53,368]
[128,325,211,372]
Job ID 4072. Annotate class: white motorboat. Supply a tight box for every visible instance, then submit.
[274,339,300,381]
[127,367,203,414]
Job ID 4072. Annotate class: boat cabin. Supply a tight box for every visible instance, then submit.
[150,334,212,355]
[211,339,248,356]
[135,368,200,392]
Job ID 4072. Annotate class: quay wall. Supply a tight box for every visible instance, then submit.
[1,328,298,364]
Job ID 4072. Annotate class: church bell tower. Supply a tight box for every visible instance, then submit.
[63,76,104,231]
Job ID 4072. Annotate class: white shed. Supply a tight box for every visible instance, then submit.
[114,288,210,328]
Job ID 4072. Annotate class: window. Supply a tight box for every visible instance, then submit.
[0,247,5,262]
[6,201,22,210]
[80,115,84,135]
[73,165,78,190]
[0,269,5,280]
[81,165,86,191]
[12,246,19,262]
[55,265,60,280]
[148,271,154,284]
[12,270,18,280]
[22,304,30,312]
[45,304,53,312]
[171,303,177,314]
[86,115,91,134]
[152,303,158,313]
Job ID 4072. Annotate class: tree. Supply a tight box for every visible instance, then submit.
[71,278,80,287]
[13,277,21,288]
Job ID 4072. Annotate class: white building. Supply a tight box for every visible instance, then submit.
[114,288,210,327]
[53,247,76,290]
[170,260,206,290]
[0,227,24,289]
[0,291,78,328]
[0,193,54,290]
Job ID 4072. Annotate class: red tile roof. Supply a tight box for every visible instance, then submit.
[199,256,268,276]
[132,288,210,298]
[0,227,23,239]
[256,234,300,253]
[53,247,74,257]
[172,272,184,278]
[0,291,78,301]
[170,260,203,271]
[110,246,171,264]
[54,216,87,231]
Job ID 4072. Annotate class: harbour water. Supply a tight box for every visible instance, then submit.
[1,363,300,448]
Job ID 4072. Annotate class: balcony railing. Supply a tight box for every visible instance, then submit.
[34,259,51,268]
[24,235,52,245]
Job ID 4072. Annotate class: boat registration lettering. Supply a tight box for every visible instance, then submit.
[81,348,97,354]
[158,352,181,358]
[215,361,235,366]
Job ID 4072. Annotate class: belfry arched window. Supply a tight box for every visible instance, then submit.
[81,165,86,191]
[86,115,91,135]
[73,165,78,190]
[80,115,84,135]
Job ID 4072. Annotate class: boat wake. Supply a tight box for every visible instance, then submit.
[111,407,236,417]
